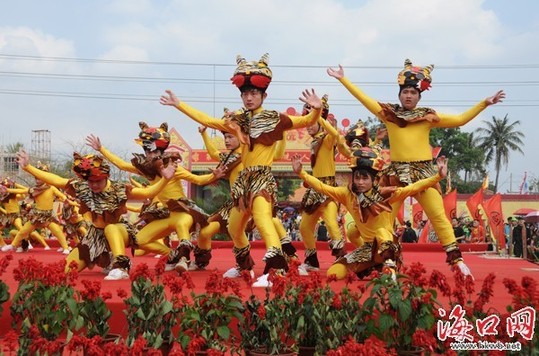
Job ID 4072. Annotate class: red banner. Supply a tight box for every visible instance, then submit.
[443,189,457,221]
[412,203,424,229]
[466,188,484,220]
[482,193,506,250]
[418,222,430,243]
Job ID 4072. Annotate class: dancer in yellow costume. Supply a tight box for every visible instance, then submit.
[160,54,322,287]
[60,197,88,245]
[323,119,388,248]
[0,178,50,250]
[196,126,293,275]
[328,59,505,275]
[1,164,70,253]
[292,148,449,280]
[86,122,223,273]
[295,95,347,275]
[16,150,173,280]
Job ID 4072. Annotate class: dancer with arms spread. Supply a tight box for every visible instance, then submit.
[161,54,323,287]
[328,59,505,275]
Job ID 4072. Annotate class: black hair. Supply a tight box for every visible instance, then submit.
[405,221,412,228]
[398,85,421,99]
[239,85,266,94]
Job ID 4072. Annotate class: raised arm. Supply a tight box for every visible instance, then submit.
[86,134,139,174]
[17,150,69,189]
[291,154,346,204]
[160,89,231,132]
[434,90,506,128]
[289,89,323,129]
[327,65,384,118]
[199,126,221,160]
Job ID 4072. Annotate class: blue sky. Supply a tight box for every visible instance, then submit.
[0,0,538,193]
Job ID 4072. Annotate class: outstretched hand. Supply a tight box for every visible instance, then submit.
[376,126,388,141]
[210,164,227,180]
[198,126,207,134]
[159,159,178,180]
[299,89,322,110]
[16,149,29,168]
[486,90,505,105]
[291,154,303,174]
[160,90,180,107]
[86,134,102,151]
[327,65,344,79]
[436,156,448,179]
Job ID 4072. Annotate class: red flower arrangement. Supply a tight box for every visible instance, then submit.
[10,258,81,354]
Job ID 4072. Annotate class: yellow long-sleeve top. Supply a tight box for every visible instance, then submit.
[201,130,286,185]
[298,169,442,241]
[23,164,169,229]
[310,119,338,177]
[3,190,26,214]
[338,77,489,162]
[98,146,215,203]
[178,102,320,168]
[8,185,65,211]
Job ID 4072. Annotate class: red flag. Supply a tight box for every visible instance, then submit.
[418,222,430,243]
[412,203,424,229]
[466,188,484,220]
[443,189,457,221]
[482,193,505,250]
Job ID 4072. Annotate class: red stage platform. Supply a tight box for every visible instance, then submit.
[1,240,537,350]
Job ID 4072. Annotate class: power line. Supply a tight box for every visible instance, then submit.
[0,88,536,106]
[1,53,539,69]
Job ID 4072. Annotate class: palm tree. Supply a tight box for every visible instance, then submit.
[475,114,524,193]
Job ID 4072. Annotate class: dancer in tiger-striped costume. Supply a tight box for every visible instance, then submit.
[292,148,449,280]
[295,95,347,275]
[327,59,505,276]
[160,54,322,287]
[15,149,173,280]
[86,122,224,273]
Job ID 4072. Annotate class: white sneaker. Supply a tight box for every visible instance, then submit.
[252,274,272,288]
[174,257,189,273]
[57,247,64,252]
[298,263,319,276]
[16,247,24,253]
[28,242,33,250]
[104,268,129,280]
[1,245,14,252]
[188,262,204,271]
[223,267,254,279]
[62,248,71,255]
[165,263,176,272]
[154,254,162,259]
[44,246,51,251]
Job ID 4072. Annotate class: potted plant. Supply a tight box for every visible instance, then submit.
[176,270,244,355]
[238,271,295,356]
[362,262,440,355]
[69,279,122,354]
[122,262,177,354]
[279,264,362,355]
[0,254,12,316]
[10,257,82,355]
